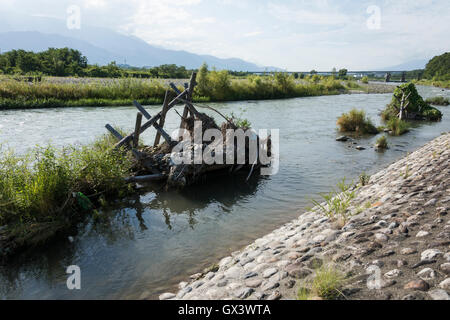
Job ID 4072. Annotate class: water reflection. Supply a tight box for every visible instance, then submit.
[111,171,266,230]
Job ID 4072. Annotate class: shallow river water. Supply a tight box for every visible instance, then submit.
[0,85,449,299]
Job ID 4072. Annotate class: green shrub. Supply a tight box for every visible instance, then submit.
[312,178,356,224]
[297,265,346,300]
[359,172,370,186]
[386,118,410,136]
[375,135,388,149]
[425,96,449,106]
[337,109,379,134]
[0,133,133,227]
[361,76,369,84]
[0,72,348,109]
[383,83,442,121]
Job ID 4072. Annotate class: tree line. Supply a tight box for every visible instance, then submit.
[0,48,194,79]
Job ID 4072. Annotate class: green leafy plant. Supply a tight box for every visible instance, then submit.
[337,109,379,134]
[312,178,356,223]
[375,135,388,149]
[359,172,370,186]
[297,264,346,300]
[386,118,410,136]
[382,83,442,121]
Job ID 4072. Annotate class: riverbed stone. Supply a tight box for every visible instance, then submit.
[404,280,430,291]
[421,249,443,261]
[224,266,243,279]
[416,231,430,238]
[233,287,254,299]
[439,278,450,290]
[428,289,450,300]
[401,248,417,255]
[417,268,436,281]
[159,292,176,300]
[384,269,402,279]
[245,279,263,288]
[440,263,450,275]
[262,268,278,278]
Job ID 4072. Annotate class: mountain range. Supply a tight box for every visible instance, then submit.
[0,12,431,72]
[0,13,279,71]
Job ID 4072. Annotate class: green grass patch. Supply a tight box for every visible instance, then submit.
[297,264,346,300]
[386,118,410,136]
[375,135,388,149]
[0,133,134,229]
[0,70,348,110]
[336,109,379,134]
[312,178,356,224]
[425,96,449,106]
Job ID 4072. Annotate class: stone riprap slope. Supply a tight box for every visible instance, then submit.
[160,133,450,300]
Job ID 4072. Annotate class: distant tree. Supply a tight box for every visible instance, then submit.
[197,62,210,96]
[424,52,450,80]
[310,70,317,75]
[338,68,348,78]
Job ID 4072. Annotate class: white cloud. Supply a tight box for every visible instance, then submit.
[243,31,262,37]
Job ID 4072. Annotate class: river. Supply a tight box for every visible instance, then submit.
[0,85,449,299]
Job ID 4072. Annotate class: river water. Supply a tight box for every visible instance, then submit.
[0,85,449,299]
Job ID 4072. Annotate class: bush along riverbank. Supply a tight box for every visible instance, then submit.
[161,133,450,300]
[0,133,135,261]
[0,68,393,110]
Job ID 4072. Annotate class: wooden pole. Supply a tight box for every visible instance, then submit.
[133,100,173,145]
[105,124,124,141]
[154,90,170,147]
[133,112,143,148]
[179,72,197,131]
[125,174,166,184]
[115,89,188,149]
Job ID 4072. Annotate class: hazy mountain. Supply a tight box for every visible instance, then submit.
[381,59,429,71]
[0,13,277,71]
[0,31,118,65]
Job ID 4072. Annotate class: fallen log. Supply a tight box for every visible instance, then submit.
[125,174,166,184]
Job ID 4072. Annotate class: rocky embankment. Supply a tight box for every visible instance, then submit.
[160,133,450,300]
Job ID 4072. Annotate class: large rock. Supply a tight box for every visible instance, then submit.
[428,289,449,300]
[404,280,430,291]
[421,249,442,261]
[439,278,450,290]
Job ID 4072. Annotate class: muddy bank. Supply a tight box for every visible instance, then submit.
[161,133,449,300]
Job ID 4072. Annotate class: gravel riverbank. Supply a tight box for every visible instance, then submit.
[160,133,450,300]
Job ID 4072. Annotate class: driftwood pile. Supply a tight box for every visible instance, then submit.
[105,72,272,189]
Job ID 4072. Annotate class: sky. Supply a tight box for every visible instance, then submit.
[1,0,449,70]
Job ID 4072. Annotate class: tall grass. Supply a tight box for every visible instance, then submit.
[0,133,133,228]
[375,135,388,149]
[312,178,356,224]
[0,73,347,109]
[425,96,449,106]
[297,264,346,300]
[386,118,410,136]
[336,109,379,134]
